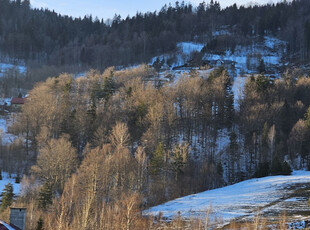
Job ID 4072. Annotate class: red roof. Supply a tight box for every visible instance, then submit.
[11,98,25,105]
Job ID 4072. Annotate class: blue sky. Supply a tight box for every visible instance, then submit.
[30,0,284,19]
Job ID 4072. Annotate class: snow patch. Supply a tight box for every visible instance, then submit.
[203,36,287,77]
[0,117,18,145]
[0,172,20,195]
[284,197,305,202]
[177,42,204,56]
[0,63,26,77]
[212,30,231,37]
[0,221,15,230]
[150,42,204,68]
[232,76,247,108]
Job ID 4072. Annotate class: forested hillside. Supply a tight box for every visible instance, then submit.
[0,65,308,228]
[0,0,310,69]
[1,0,310,229]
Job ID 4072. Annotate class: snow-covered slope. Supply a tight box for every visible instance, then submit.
[145,171,310,226]
[0,63,26,77]
[0,172,20,195]
[232,76,247,108]
[203,36,287,77]
[150,36,286,84]
[0,117,17,145]
[150,41,204,68]
[177,42,204,56]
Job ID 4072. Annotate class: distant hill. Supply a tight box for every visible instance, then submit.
[0,0,309,69]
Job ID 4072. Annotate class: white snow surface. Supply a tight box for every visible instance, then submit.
[284,197,303,202]
[0,221,15,230]
[149,36,286,79]
[150,42,204,68]
[0,98,11,106]
[212,30,231,37]
[177,42,204,56]
[232,76,247,108]
[145,171,310,225]
[0,172,20,195]
[0,63,26,77]
[0,118,17,145]
[203,36,286,77]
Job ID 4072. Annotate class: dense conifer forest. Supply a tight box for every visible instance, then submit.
[0,0,310,69]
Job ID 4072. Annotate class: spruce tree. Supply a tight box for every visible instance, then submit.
[36,217,44,230]
[258,59,266,73]
[270,156,282,175]
[254,162,269,178]
[229,131,238,181]
[282,161,292,175]
[15,173,20,184]
[305,106,310,128]
[171,144,188,181]
[150,142,165,175]
[38,182,53,210]
[0,183,14,211]
[217,162,223,177]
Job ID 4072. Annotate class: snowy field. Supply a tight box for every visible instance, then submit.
[177,42,204,56]
[150,41,204,68]
[0,117,17,145]
[0,63,26,77]
[0,172,20,195]
[145,171,310,226]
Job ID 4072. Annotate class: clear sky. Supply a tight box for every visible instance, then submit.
[30,0,286,20]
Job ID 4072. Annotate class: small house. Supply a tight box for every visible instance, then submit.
[10,98,25,111]
[216,59,224,67]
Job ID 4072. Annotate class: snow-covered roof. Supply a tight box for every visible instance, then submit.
[0,221,19,230]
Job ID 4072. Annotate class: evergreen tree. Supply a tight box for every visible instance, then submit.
[258,59,266,74]
[150,142,165,175]
[217,162,223,177]
[36,217,44,230]
[305,106,310,128]
[171,143,188,181]
[153,57,164,73]
[0,183,14,211]
[38,182,53,210]
[282,161,292,175]
[102,71,115,102]
[256,75,270,93]
[229,131,238,182]
[254,162,269,178]
[15,174,20,184]
[270,156,282,175]
[261,122,269,163]
[224,76,234,128]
